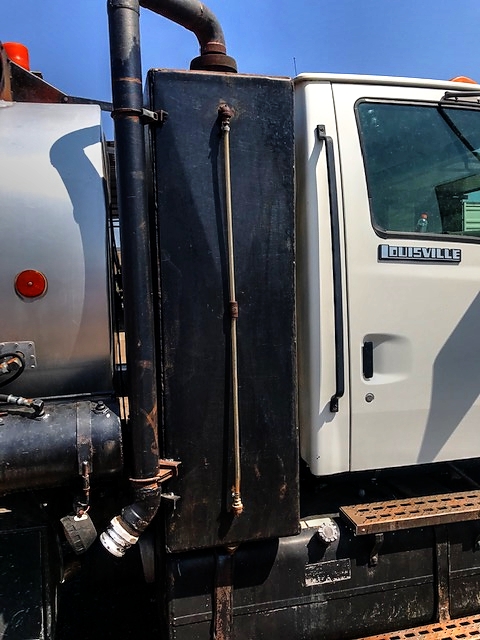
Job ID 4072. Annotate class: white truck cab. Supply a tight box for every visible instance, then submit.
[296,74,480,476]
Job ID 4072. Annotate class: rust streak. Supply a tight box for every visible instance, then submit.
[140,405,157,431]
[138,359,154,371]
[115,76,142,84]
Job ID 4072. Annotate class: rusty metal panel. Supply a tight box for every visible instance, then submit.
[148,70,298,551]
[341,491,480,535]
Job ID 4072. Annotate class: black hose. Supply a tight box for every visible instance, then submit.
[120,484,162,534]
[0,392,44,418]
[0,352,25,387]
[100,482,162,557]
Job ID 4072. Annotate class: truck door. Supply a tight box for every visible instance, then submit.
[333,82,480,471]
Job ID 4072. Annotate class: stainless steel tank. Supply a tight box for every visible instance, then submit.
[0,101,112,397]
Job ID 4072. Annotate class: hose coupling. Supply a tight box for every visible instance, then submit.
[100,515,139,558]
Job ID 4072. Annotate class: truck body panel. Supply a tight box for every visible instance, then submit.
[296,75,480,475]
[3,10,480,640]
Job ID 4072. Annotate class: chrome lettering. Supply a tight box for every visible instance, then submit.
[378,244,462,264]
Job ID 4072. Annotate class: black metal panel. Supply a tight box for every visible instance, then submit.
[447,521,480,618]
[147,70,298,551]
[0,498,60,640]
[166,519,436,640]
[0,530,46,638]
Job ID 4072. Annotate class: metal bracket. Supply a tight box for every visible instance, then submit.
[158,459,181,482]
[316,124,327,140]
[161,492,181,510]
[76,402,93,509]
[129,459,180,488]
[0,341,37,369]
[110,107,168,125]
[63,95,113,112]
[369,532,384,567]
[141,108,168,125]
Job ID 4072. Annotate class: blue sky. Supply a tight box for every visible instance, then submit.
[2,1,480,112]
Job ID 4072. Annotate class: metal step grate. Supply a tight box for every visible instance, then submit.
[340,490,480,535]
[355,614,480,639]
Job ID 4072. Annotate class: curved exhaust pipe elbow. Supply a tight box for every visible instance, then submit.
[100,484,162,557]
[139,0,237,72]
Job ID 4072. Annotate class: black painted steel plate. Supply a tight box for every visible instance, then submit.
[148,70,298,551]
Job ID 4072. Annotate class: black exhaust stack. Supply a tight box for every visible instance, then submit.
[103,0,236,556]
[139,0,237,72]
[102,0,160,556]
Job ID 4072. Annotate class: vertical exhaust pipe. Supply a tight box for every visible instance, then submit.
[102,0,235,557]
[102,0,161,557]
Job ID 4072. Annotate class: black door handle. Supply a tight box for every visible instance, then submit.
[363,341,374,379]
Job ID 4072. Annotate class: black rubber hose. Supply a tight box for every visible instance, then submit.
[0,353,25,388]
[120,484,162,535]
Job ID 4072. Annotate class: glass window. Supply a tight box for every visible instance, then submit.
[357,101,480,238]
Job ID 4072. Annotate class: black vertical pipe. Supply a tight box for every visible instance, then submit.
[107,0,159,479]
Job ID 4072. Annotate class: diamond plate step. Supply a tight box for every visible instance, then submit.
[340,490,480,535]
[355,614,480,639]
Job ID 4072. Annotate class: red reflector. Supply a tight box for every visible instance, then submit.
[15,270,47,298]
[3,42,30,71]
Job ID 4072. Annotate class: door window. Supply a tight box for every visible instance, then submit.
[357,101,480,238]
